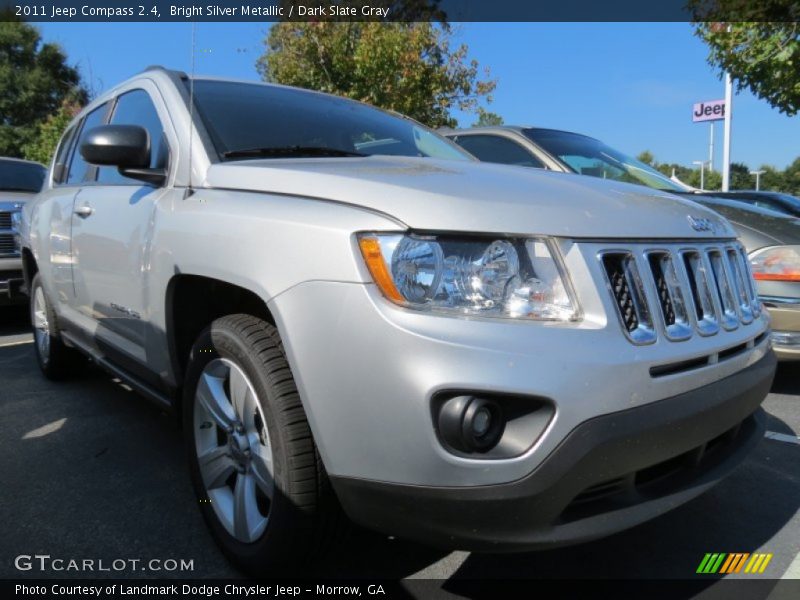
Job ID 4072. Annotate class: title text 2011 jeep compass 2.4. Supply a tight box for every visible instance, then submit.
[22,68,775,573]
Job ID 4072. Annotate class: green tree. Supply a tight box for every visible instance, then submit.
[691,6,800,116]
[729,161,752,190]
[257,21,496,128]
[473,109,504,127]
[783,157,800,195]
[636,150,655,166]
[21,99,81,164]
[758,165,785,192]
[0,19,87,157]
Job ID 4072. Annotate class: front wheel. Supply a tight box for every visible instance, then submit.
[183,314,341,574]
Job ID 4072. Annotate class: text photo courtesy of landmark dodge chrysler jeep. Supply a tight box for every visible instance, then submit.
[21,67,775,574]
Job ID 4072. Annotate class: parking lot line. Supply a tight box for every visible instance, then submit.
[0,339,33,348]
[765,431,800,446]
[783,551,800,579]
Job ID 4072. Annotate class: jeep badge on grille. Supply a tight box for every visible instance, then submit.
[688,215,717,233]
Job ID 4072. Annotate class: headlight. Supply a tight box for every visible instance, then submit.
[358,233,580,321]
[10,210,22,230]
[749,245,800,282]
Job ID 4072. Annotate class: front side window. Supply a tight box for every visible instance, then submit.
[188,80,470,162]
[0,159,46,192]
[97,89,168,184]
[66,102,110,185]
[454,134,545,168]
[524,128,686,193]
[52,126,78,184]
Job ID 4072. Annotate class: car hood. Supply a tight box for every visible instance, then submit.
[204,156,735,239]
[692,196,800,249]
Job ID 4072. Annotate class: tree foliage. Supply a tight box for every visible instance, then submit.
[647,151,800,195]
[473,109,504,127]
[0,18,87,157]
[691,3,800,116]
[636,150,655,166]
[257,21,496,128]
[21,99,81,164]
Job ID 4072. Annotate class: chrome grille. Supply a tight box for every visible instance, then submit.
[0,233,16,256]
[599,242,760,345]
[0,212,11,229]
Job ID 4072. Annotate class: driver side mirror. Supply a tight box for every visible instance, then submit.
[80,125,166,186]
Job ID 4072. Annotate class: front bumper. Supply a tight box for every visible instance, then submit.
[270,280,772,488]
[0,261,25,305]
[331,351,774,551]
[764,303,800,360]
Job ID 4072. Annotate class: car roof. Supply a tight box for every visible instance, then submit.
[709,190,794,199]
[441,125,598,141]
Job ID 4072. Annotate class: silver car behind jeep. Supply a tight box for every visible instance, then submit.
[0,157,45,305]
[21,67,775,574]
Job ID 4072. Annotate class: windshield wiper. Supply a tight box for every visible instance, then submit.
[222,146,366,159]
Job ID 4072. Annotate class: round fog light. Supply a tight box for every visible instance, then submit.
[437,395,505,454]
[472,407,492,437]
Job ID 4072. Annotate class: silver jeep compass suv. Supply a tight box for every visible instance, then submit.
[21,67,775,573]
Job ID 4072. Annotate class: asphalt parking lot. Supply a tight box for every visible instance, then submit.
[1,305,798,585]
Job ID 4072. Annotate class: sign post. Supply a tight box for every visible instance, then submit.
[722,73,733,191]
[692,98,726,185]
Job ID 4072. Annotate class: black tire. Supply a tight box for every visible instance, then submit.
[183,314,342,575]
[29,273,83,380]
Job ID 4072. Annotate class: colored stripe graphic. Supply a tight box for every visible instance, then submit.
[697,553,727,573]
[697,553,713,573]
[699,553,772,574]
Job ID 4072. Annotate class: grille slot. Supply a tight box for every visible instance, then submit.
[599,243,760,346]
[0,233,16,256]
[726,248,754,324]
[649,355,709,377]
[0,212,11,229]
[600,253,655,344]
[647,252,692,341]
[649,254,675,325]
[681,251,719,336]
[718,342,747,362]
[603,254,637,331]
[708,250,739,331]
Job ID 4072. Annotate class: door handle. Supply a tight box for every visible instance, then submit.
[74,205,94,218]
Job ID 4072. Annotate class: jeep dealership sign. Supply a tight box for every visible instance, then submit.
[693,99,726,122]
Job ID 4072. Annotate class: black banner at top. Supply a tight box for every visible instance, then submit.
[2,0,799,23]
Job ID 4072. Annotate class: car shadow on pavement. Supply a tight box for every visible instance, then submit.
[0,304,30,337]
[771,361,800,396]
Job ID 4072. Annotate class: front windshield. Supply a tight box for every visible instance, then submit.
[0,159,46,192]
[189,80,471,162]
[523,128,686,193]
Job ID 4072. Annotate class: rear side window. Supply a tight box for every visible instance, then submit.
[97,89,169,184]
[454,135,545,168]
[66,102,110,185]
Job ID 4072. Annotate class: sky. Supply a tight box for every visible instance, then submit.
[36,21,800,171]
